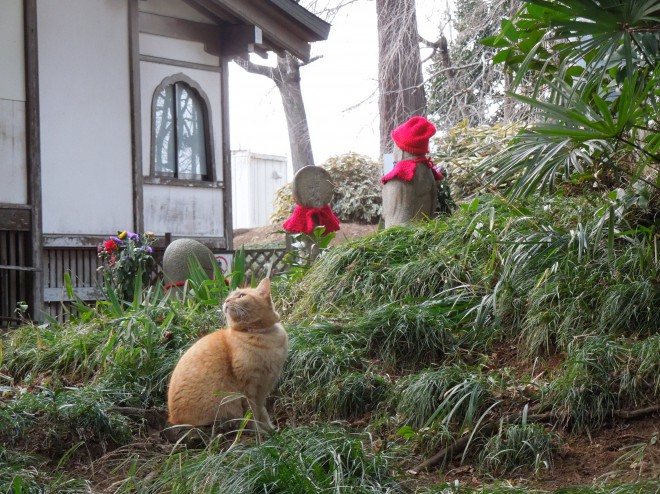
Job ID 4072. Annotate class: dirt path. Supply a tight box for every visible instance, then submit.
[233,223,379,249]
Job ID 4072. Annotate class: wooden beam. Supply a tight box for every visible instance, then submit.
[43,234,228,250]
[221,57,233,249]
[129,0,145,234]
[44,235,108,248]
[193,0,311,61]
[24,0,45,320]
[214,24,263,58]
[267,0,331,40]
[139,54,221,72]
[44,287,101,303]
[0,206,30,231]
[138,11,220,47]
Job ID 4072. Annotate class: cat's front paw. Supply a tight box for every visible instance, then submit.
[256,419,275,434]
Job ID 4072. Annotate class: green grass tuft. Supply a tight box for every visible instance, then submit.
[124,426,402,493]
[478,422,558,476]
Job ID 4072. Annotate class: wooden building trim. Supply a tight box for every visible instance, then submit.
[139,54,221,73]
[138,11,265,60]
[267,0,331,40]
[217,24,265,58]
[139,11,220,48]
[129,0,145,233]
[220,57,233,249]
[44,235,108,248]
[143,177,224,188]
[0,206,30,231]
[185,0,330,62]
[24,0,44,318]
[191,0,311,61]
[0,265,38,272]
[44,287,101,303]
[44,234,227,250]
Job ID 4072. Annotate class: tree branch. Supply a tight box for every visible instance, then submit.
[614,404,660,419]
[301,55,323,67]
[408,410,553,475]
[233,57,275,80]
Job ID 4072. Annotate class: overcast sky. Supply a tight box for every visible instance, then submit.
[228,0,449,170]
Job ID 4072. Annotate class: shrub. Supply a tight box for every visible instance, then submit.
[432,121,521,200]
[272,152,383,225]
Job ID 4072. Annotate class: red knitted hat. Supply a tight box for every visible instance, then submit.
[391,116,436,155]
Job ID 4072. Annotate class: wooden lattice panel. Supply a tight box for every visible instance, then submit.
[244,249,288,280]
[0,230,32,326]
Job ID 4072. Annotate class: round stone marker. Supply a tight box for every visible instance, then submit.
[291,165,334,208]
[162,238,216,285]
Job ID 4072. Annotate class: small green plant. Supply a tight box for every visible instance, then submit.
[395,365,493,432]
[278,322,366,417]
[184,254,231,306]
[322,371,390,420]
[97,230,155,303]
[354,299,464,370]
[0,446,93,494]
[282,226,336,280]
[614,433,659,477]
[478,422,557,476]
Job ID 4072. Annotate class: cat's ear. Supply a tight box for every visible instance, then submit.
[256,277,271,299]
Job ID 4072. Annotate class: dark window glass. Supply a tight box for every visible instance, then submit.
[154,82,208,180]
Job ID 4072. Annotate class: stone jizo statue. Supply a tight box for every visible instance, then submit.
[381,116,443,228]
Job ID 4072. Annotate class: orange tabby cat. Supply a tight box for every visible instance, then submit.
[167,278,288,432]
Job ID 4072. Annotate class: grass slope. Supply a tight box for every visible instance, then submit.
[1,193,658,493]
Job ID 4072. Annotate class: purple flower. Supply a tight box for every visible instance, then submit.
[127,231,140,241]
[111,236,123,244]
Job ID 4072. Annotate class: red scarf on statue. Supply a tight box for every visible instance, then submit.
[283,205,341,235]
[381,156,443,184]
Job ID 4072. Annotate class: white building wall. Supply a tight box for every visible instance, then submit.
[232,150,288,229]
[143,185,224,237]
[0,0,28,206]
[38,0,133,235]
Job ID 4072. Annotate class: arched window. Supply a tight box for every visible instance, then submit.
[152,74,214,181]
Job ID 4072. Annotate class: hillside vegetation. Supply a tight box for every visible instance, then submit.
[2,2,659,488]
[1,191,658,493]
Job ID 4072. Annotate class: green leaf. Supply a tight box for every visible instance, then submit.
[501,18,519,42]
[493,49,511,64]
[230,247,246,290]
[64,272,74,300]
[397,425,416,439]
[481,35,509,48]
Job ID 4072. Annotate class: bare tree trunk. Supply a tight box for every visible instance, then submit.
[376,0,427,156]
[274,54,315,173]
[234,53,315,174]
